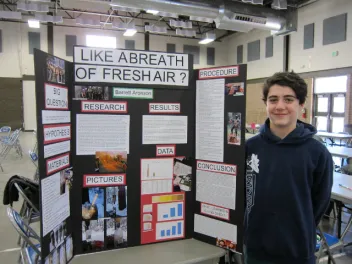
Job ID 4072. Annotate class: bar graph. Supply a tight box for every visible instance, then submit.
[156,220,184,240]
[157,202,183,221]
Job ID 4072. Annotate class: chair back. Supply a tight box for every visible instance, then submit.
[7,207,41,251]
[14,182,40,214]
[0,126,11,134]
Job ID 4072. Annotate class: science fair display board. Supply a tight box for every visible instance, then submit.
[193,65,247,253]
[34,49,74,264]
[34,46,246,263]
[71,46,195,254]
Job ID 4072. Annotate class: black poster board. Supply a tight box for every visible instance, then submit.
[71,46,196,254]
[34,46,247,263]
[193,65,247,254]
[34,49,74,263]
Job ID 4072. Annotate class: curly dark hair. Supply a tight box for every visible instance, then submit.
[262,71,307,104]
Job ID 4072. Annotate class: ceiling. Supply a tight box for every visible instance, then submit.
[0,0,317,41]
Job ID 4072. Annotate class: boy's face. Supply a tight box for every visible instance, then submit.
[266,84,303,129]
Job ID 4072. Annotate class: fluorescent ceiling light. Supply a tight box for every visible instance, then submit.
[28,19,40,28]
[265,21,281,30]
[199,39,214,44]
[124,28,137,36]
[86,35,117,49]
[199,33,216,44]
[146,10,159,15]
[76,17,100,27]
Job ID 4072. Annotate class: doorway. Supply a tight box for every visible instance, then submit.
[313,76,347,133]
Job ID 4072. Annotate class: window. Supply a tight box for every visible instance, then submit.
[265,36,273,58]
[66,35,77,56]
[207,47,215,65]
[313,76,347,132]
[125,40,135,50]
[86,35,116,48]
[167,43,176,53]
[237,45,243,64]
[183,45,200,64]
[304,23,314,50]
[247,40,260,62]
[314,76,347,94]
[28,32,40,54]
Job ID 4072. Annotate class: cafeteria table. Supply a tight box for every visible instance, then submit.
[331,172,352,248]
[71,238,226,264]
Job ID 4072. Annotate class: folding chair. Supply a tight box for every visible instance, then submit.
[315,214,352,264]
[0,129,22,172]
[0,126,11,143]
[29,150,39,181]
[7,207,41,264]
[14,182,40,246]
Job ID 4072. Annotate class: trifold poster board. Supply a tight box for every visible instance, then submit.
[34,46,246,263]
[194,65,247,253]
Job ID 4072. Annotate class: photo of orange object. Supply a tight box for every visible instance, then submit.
[95,151,127,173]
[225,82,245,96]
[216,237,237,251]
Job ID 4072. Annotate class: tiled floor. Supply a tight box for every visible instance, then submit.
[1,132,352,263]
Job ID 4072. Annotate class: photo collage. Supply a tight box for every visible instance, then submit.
[74,86,110,100]
[81,151,128,253]
[46,56,66,85]
[227,112,241,145]
[45,221,73,264]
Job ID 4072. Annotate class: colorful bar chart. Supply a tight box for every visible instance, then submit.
[157,202,184,221]
[156,220,184,240]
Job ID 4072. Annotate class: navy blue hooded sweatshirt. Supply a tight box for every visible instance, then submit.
[244,119,333,264]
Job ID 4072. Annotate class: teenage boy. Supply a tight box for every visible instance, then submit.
[244,72,333,264]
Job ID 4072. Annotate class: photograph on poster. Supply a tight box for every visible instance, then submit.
[106,217,128,249]
[173,159,192,192]
[82,187,105,220]
[216,237,237,251]
[74,86,110,100]
[227,112,241,145]
[60,168,73,195]
[65,235,73,261]
[225,82,244,96]
[95,151,127,173]
[106,186,127,217]
[141,158,173,180]
[49,221,67,252]
[82,219,105,253]
[47,56,65,84]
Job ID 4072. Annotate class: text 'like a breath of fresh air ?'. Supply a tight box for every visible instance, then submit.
[74,47,190,86]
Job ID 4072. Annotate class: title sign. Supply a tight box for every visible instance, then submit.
[156,145,176,156]
[74,47,189,86]
[43,124,71,144]
[46,153,70,175]
[149,103,180,113]
[196,160,237,175]
[45,83,68,110]
[83,174,126,187]
[81,101,127,113]
[199,66,239,80]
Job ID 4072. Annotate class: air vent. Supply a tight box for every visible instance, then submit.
[233,14,267,25]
